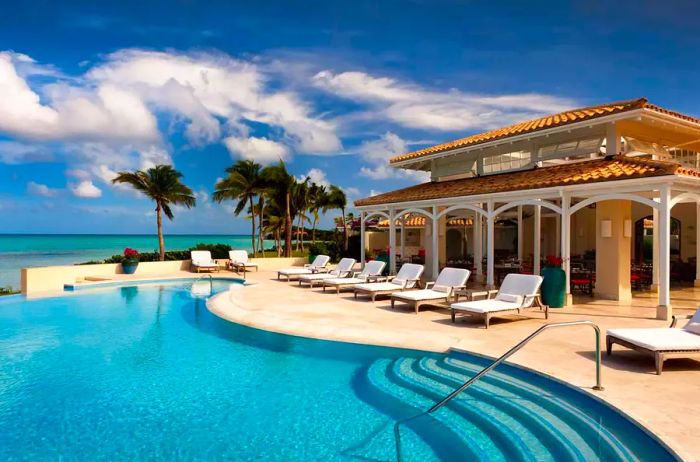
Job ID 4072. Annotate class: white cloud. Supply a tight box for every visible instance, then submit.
[298,167,330,187]
[65,168,90,179]
[357,132,430,181]
[70,180,102,198]
[313,70,576,131]
[26,181,57,197]
[223,136,289,164]
[0,141,53,164]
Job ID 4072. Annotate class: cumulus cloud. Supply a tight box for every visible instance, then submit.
[313,70,576,131]
[298,167,330,187]
[70,180,102,198]
[26,181,57,197]
[357,132,430,181]
[224,136,290,163]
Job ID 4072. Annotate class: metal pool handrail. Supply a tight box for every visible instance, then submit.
[193,274,213,294]
[393,320,604,461]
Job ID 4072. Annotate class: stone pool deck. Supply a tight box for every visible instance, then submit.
[207,269,700,461]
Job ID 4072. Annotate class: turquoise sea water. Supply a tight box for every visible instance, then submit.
[0,280,678,461]
[0,234,261,290]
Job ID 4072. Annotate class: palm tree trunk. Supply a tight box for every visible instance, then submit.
[312,216,317,244]
[285,192,293,257]
[156,203,165,261]
[342,207,348,251]
[249,196,256,257]
[275,228,281,257]
[300,213,305,251]
[258,197,265,258]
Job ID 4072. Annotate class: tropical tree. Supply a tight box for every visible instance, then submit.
[292,178,310,251]
[308,183,328,244]
[324,185,348,251]
[112,165,196,261]
[260,161,295,257]
[213,160,262,256]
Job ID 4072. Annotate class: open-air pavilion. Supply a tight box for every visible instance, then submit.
[355,98,700,320]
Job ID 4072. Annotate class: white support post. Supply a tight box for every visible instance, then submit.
[486,201,495,289]
[652,207,659,291]
[534,205,541,275]
[389,209,397,275]
[474,208,483,282]
[657,186,672,320]
[432,206,439,279]
[517,205,523,262]
[400,216,405,265]
[360,211,366,268]
[555,214,561,257]
[696,203,700,287]
[561,192,571,304]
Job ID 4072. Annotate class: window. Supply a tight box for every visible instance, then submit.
[482,151,531,174]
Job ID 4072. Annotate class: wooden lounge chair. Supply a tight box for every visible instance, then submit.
[606,310,700,374]
[353,263,424,302]
[390,267,470,314]
[228,250,258,273]
[277,255,330,281]
[322,260,387,294]
[297,258,356,287]
[450,274,546,328]
[190,251,220,273]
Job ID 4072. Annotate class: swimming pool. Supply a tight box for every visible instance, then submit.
[0,280,679,461]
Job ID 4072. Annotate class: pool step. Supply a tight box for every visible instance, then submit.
[356,355,642,462]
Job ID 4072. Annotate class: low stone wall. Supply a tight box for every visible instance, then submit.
[20,257,307,295]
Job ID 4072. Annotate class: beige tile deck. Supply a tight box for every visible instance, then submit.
[208,270,700,461]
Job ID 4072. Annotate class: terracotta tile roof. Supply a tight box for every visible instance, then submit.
[356,156,698,207]
[390,98,700,164]
[375,216,473,227]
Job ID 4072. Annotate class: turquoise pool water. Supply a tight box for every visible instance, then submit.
[0,281,679,461]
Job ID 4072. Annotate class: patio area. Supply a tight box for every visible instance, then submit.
[208,268,700,460]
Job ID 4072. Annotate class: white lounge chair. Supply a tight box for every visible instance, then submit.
[607,309,700,374]
[228,250,258,272]
[353,263,424,302]
[391,267,470,314]
[297,258,356,287]
[191,251,220,273]
[450,274,546,328]
[277,255,331,281]
[322,260,387,294]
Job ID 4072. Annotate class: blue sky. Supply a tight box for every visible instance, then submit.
[1,0,699,234]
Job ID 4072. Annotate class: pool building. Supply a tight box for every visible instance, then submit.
[356,98,700,320]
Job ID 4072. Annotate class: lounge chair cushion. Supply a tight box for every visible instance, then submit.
[393,289,450,302]
[354,282,404,292]
[451,299,522,314]
[299,273,338,281]
[324,277,368,286]
[278,268,313,275]
[191,251,217,266]
[431,268,470,293]
[684,310,700,335]
[495,293,523,305]
[607,328,700,351]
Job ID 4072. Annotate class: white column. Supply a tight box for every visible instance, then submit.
[561,193,571,303]
[432,206,439,278]
[360,211,366,268]
[534,205,541,275]
[696,203,700,287]
[555,214,561,257]
[606,122,619,156]
[486,201,495,288]
[517,205,523,262]
[658,186,672,319]
[389,209,397,275]
[474,209,483,282]
[400,216,405,264]
[652,207,659,290]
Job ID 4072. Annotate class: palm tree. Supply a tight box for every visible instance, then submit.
[308,183,328,244]
[260,161,295,257]
[112,165,196,261]
[292,178,310,251]
[325,185,348,251]
[213,160,262,256]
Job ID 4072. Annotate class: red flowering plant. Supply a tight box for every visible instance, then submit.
[544,255,563,268]
[122,248,140,265]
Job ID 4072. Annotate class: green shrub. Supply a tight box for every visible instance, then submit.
[308,240,343,263]
[81,242,233,265]
[0,287,18,296]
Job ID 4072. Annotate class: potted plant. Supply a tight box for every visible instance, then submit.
[541,255,565,308]
[121,248,140,274]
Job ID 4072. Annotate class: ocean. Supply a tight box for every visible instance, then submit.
[0,234,261,290]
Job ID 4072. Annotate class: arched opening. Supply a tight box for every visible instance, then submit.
[634,216,681,263]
